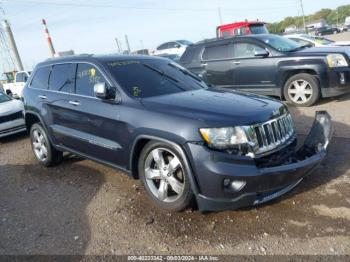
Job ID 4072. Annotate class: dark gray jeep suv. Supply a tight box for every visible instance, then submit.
[23,55,333,211]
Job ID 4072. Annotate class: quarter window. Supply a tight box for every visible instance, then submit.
[75,63,105,97]
[30,66,50,90]
[234,43,266,58]
[48,63,76,93]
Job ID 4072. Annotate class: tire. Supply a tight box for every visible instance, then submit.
[138,141,194,211]
[30,123,63,166]
[283,73,320,107]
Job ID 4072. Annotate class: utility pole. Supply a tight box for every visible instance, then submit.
[42,19,56,57]
[218,7,223,25]
[336,10,339,26]
[125,34,131,54]
[1,20,23,71]
[299,0,307,33]
[115,37,121,53]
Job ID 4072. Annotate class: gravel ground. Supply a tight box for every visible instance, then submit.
[1,93,350,256]
[1,35,350,255]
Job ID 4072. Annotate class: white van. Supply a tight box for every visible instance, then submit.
[345,16,350,28]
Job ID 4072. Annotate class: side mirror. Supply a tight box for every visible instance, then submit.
[94,82,120,102]
[94,82,107,99]
[254,49,270,57]
[175,44,181,48]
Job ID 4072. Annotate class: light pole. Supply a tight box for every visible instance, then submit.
[299,0,307,33]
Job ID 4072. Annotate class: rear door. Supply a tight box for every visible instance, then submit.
[201,42,235,87]
[231,41,278,95]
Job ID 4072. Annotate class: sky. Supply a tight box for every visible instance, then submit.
[0,0,349,71]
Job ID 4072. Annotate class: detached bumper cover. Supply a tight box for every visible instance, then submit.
[187,111,333,211]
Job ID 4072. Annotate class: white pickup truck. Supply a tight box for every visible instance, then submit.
[2,71,31,98]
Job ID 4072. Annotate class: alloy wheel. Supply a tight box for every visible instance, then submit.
[32,129,48,161]
[287,79,313,104]
[144,148,185,203]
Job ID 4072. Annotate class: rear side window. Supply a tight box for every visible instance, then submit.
[30,66,50,90]
[202,44,231,60]
[76,63,106,97]
[49,63,76,93]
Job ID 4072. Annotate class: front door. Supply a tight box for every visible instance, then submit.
[49,62,127,168]
[231,42,277,96]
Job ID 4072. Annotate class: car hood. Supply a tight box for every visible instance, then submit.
[295,46,350,56]
[0,99,24,115]
[140,88,286,126]
[330,41,350,46]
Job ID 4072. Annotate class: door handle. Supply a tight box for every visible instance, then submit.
[69,101,81,106]
[232,61,241,65]
[200,63,207,67]
[38,95,47,100]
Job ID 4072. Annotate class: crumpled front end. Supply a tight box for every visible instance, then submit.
[186,111,333,211]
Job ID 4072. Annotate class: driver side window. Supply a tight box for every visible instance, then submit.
[234,43,266,58]
[75,63,106,97]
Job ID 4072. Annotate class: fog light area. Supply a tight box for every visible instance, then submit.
[224,179,246,192]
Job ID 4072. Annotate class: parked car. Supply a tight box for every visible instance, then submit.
[154,53,181,62]
[152,40,192,57]
[0,91,26,138]
[285,34,350,47]
[23,55,333,211]
[180,34,350,106]
[315,26,340,36]
[2,71,31,98]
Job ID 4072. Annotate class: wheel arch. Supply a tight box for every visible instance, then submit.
[25,111,42,131]
[280,69,320,99]
[129,135,200,195]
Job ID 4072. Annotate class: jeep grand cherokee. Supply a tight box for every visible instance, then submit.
[23,55,333,211]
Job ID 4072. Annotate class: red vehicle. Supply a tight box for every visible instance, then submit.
[216,21,269,38]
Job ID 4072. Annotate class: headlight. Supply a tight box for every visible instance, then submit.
[199,127,248,150]
[327,54,348,68]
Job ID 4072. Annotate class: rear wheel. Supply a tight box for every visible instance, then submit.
[284,73,320,107]
[30,123,63,166]
[138,141,193,211]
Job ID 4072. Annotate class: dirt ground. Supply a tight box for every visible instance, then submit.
[1,33,350,255]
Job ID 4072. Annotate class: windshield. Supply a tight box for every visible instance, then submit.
[0,92,11,103]
[177,40,193,46]
[259,35,302,52]
[249,24,269,34]
[301,34,334,45]
[105,59,207,98]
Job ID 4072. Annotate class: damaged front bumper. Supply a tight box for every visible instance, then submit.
[185,111,333,211]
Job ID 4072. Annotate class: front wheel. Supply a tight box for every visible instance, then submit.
[30,123,63,166]
[138,141,194,211]
[283,73,320,107]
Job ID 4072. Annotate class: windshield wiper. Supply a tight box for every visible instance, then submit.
[288,44,313,52]
[142,63,179,83]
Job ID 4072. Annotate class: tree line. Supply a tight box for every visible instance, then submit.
[267,4,350,34]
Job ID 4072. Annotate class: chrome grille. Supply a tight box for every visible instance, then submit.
[246,114,295,155]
